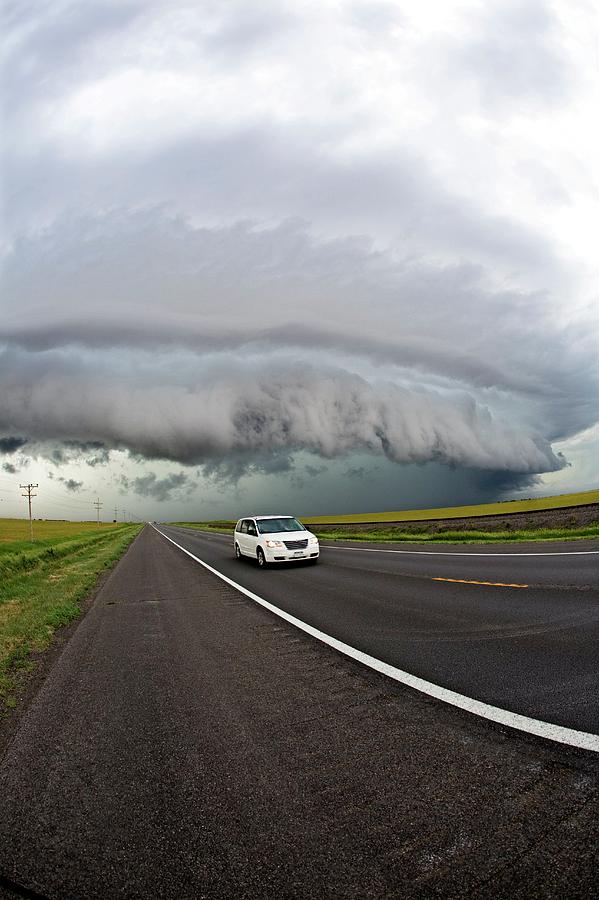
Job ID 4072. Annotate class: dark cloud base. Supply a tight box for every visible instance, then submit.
[0,436,28,454]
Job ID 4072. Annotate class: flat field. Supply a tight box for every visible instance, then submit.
[0,519,142,708]
[0,517,123,548]
[304,488,599,524]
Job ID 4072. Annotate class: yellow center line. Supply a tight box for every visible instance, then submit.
[431,577,529,588]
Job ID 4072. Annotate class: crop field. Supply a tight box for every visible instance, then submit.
[0,518,123,548]
[303,488,599,525]
[0,519,142,709]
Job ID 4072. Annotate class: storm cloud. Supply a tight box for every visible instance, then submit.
[60,478,84,493]
[0,213,594,478]
[0,437,28,455]
[2,0,598,514]
[120,471,194,502]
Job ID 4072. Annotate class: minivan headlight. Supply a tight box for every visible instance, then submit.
[309,536,319,544]
[265,539,283,548]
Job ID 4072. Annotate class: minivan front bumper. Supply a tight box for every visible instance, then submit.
[266,549,319,562]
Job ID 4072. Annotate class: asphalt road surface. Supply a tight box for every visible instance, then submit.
[0,525,598,899]
[159,526,599,735]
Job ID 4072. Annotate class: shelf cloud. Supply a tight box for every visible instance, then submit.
[0,211,573,399]
[0,214,594,481]
[0,347,565,475]
[2,0,598,512]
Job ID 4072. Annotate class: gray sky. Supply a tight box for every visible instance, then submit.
[1,0,598,522]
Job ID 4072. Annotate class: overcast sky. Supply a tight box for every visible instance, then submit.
[1,0,598,522]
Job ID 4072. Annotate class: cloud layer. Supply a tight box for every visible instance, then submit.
[0,351,565,473]
[2,0,599,510]
[0,209,593,483]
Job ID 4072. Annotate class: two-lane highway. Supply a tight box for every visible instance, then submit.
[157,526,599,738]
[2,524,599,899]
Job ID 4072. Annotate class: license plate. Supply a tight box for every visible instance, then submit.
[293,551,305,557]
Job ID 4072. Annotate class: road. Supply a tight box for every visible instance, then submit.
[0,525,597,899]
[158,526,599,736]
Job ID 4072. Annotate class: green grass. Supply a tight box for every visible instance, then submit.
[0,519,142,709]
[303,488,599,525]
[308,523,599,544]
[0,517,125,547]
[170,521,235,532]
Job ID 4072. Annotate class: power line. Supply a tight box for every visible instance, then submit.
[39,485,99,505]
[20,483,38,541]
[14,486,100,513]
[0,480,96,509]
[37,499,99,514]
[3,474,144,526]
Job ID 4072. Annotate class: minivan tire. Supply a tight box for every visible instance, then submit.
[257,548,267,568]
[235,543,242,560]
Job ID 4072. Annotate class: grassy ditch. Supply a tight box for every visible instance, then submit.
[309,523,599,544]
[170,519,599,544]
[0,521,142,709]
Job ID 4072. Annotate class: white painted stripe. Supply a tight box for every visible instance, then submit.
[153,526,599,754]
[320,544,599,557]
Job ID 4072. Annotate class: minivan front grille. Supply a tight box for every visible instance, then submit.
[283,539,308,549]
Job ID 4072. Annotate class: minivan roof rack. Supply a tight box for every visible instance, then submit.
[251,514,293,519]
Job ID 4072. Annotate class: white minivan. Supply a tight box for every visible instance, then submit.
[234,516,319,567]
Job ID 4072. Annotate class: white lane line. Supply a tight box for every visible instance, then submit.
[153,526,599,754]
[320,545,599,557]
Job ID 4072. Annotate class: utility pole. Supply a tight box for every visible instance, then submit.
[93,497,103,525]
[20,483,38,542]
[122,509,127,523]
[114,506,118,523]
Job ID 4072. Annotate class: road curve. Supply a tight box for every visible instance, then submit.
[158,526,599,737]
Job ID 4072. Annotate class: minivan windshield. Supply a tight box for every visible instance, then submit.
[257,517,305,534]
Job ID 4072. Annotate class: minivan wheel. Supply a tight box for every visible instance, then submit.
[235,543,242,560]
[257,548,267,568]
